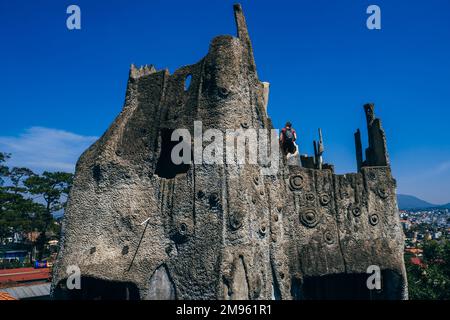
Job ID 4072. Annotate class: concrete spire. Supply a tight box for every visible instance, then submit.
[233,3,257,74]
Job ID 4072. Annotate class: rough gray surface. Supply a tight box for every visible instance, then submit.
[52,4,408,300]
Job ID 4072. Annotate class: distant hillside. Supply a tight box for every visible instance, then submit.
[441,203,450,209]
[397,194,437,209]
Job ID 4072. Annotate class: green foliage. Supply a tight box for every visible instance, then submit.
[0,152,73,262]
[0,191,44,239]
[9,167,35,194]
[23,171,72,259]
[25,171,73,212]
[0,152,11,185]
[406,240,450,300]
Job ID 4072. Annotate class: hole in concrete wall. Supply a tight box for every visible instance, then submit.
[155,129,191,179]
[209,193,219,209]
[294,270,404,300]
[184,74,192,91]
[148,264,176,300]
[92,165,101,183]
[271,265,282,300]
[53,277,140,300]
[229,256,250,300]
[197,190,205,199]
[290,276,302,300]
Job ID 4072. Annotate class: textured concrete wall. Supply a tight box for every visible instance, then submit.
[52,4,407,300]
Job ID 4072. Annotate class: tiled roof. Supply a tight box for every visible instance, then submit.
[0,267,50,283]
[0,291,17,300]
[405,248,423,254]
[1,283,50,300]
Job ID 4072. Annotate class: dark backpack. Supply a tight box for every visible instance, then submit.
[284,128,294,142]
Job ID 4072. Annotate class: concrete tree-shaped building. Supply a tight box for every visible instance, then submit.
[52,4,407,300]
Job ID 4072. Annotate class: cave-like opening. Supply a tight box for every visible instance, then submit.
[294,270,404,300]
[53,277,140,300]
[155,128,191,179]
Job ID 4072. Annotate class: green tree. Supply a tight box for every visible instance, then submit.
[24,171,73,259]
[1,155,46,262]
[0,152,11,242]
[0,152,10,185]
[423,240,445,262]
[0,191,45,242]
[1,166,39,241]
[8,167,35,194]
[1,152,73,264]
[406,239,450,300]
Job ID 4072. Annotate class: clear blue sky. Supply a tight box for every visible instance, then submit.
[0,0,449,204]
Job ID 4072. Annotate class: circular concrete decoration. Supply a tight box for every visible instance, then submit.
[218,87,230,98]
[324,231,334,245]
[197,190,205,200]
[369,213,380,226]
[229,212,244,231]
[351,205,362,217]
[300,208,319,228]
[209,193,220,208]
[179,223,188,236]
[241,122,250,129]
[377,185,389,199]
[319,193,331,206]
[367,171,377,181]
[305,192,315,202]
[258,224,267,237]
[170,222,190,244]
[289,174,305,191]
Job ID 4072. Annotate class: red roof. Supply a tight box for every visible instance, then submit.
[0,268,51,284]
[0,292,17,300]
[410,257,426,268]
[405,248,423,254]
